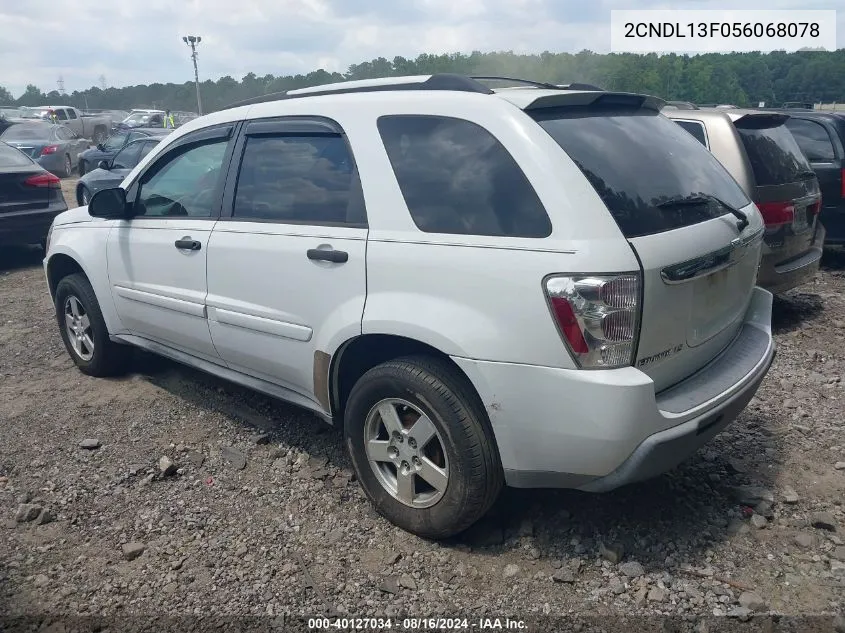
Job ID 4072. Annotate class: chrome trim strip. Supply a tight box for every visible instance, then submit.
[660,227,764,284]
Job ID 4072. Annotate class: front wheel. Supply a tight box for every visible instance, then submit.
[59,154,72,178]
[344,356,502,539]
[77,185,91,206]
[55,273,129,377]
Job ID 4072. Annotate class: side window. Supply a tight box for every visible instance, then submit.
[67,109,78,120]
[675,120,708,147]
[139,141,159,160]
[55,109,68,121]
[135,137,229,218]
[128,131,144,142]
[103,132,128,151]
[148,114,163,126]
[112,142,142,169]
[377,115,552,238]
[232,133,358,225]
[54,127,69,141]
[785,118,836,162]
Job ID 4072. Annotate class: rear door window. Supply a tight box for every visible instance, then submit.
[0,142,33,167]
[67,109,78,120]
[734,119,812,186]
[530,107,750,238]
[785,118,836,162]
[377,115,552,238]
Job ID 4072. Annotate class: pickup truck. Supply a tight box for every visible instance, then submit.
[21,106,111,145]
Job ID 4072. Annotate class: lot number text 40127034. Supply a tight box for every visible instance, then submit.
[307,617,528,630]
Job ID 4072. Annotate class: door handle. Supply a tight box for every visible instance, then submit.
[307,248,348,263]
[174,237,201,251]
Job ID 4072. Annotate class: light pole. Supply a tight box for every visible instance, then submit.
[182,35,203,115]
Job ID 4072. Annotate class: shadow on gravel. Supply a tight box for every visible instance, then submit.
[0,245,43,272]
[123,350,783,577]
[771,292,824,334]
[821,246,845,271]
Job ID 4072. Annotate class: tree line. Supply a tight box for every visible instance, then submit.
[2,49,844,114]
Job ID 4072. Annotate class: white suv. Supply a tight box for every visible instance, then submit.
[44,75,776,538]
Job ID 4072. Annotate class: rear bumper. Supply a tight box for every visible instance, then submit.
[452,287,775,491]
[758,223,825,294]
[0,205,66,246]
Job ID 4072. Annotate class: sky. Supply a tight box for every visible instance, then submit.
[1,0,843,97]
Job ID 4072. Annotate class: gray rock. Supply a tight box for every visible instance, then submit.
[619,561,645,578]
[384,552,401,566]
[830,560,845,576]
[754,500,774,518]
[503,564,520,579]
[833,614,845,633]
[379,576,399,595]
[835,462,845,471]
[78,438,101,450]
[738,591,766,611]
[122,542,146,561]
[794,533,816,548]
[810,512,837,532]
[832,546,845,561]
[727,519,750,536]
[551,569,576,583]
[599,541,625,564]
[15,504,42,523]
[222,446,246,471]
[187,451,205,467]
[308,455,329,470]
[782,485,800,504]
[750,514,768,529]
[609,576,626,595]
[33,574,49,588]
[33,509,53,525]
[647,587,667,602]
[269,447,288,460]
[727,607,752,621]
[158,456,177,476]
[398,574,417,590]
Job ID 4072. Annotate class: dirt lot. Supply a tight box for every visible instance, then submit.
[0,183,843,630]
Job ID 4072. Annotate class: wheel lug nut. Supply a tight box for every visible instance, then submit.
[412,456,421,468]
[400,461,410,475]
[388,447,399,459]
[408,438,417,449]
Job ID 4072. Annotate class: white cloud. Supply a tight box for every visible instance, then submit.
[0,0,842,97]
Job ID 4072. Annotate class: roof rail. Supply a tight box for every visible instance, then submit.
[663,100,700,110]
[556,82,604,91]
[470,76,562,90]
[223,74,494,110]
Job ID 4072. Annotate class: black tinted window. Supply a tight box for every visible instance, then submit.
[531,107,750,238]
[67,109,77,120]
[2,124,49,140]
[785,118,835,162]
[378,115,551,238]
[0,142,33,167]
[54,110,68,121]
[675,120,708,146]
[233,134,359,225]
[735,121,811,186]
[103,132,128,151]
[139,141,159,160]
[112,142,142,169]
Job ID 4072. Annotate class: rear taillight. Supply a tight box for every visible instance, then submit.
[40,145,58,155]
[24,173,61,189]
[809,197,822,216]
[544,274,640,369]
[756,201,794,227]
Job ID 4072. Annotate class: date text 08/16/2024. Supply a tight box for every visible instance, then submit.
[307,617,528,630]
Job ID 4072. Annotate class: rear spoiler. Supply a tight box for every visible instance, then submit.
[505,91,665,113]
[729,113,790,129]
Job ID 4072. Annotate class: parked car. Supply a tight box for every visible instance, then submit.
[0,141,67,248]
[780,111,845,244]
[45,74,774,538]
[115,109,166,130]
[20,106,110,144]
[664,107,824,294]
[76,137,164,205]
[1,121,89,177]
[77,128,170,175]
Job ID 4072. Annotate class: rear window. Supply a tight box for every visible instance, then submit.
[734,119,811,186]
[785,118,836,162]
[530,107,750,238]
[0,142,33,167]
[1,124,49,140]
[675,120,708,147]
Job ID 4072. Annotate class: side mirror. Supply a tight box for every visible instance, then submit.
[97,160,110,170]
[88,187,130,218]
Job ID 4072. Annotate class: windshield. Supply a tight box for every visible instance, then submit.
[123,113,158,124]
[1,124,51,140]
[530,107,751,238]
[735,120,813,186]
[103,132,129,151]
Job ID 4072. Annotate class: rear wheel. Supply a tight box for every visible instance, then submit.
[344,355,502,539]
[59,154,72,178]
[55,273,129,377]
[78,185,91,206]
[78,159,86,176]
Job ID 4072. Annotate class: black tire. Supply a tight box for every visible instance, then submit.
[78,159,86,176]
[59,154,72,178]
[77,185,91,207]
[344,355,503,539]
[55,273,129,377]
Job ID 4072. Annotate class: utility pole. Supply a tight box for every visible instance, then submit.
[57,76,65,96]
[182,35,203,115]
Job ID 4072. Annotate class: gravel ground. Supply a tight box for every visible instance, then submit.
[0,187,843,630]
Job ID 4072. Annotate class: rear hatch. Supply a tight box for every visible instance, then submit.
[0,143,56,213]
[732,113,821,258]
[529,97,764,392]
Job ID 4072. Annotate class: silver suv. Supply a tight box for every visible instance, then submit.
[45,75,775,537]
[664,107,824,294]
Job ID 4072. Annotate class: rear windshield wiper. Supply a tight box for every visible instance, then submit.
[657,194,749,232]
